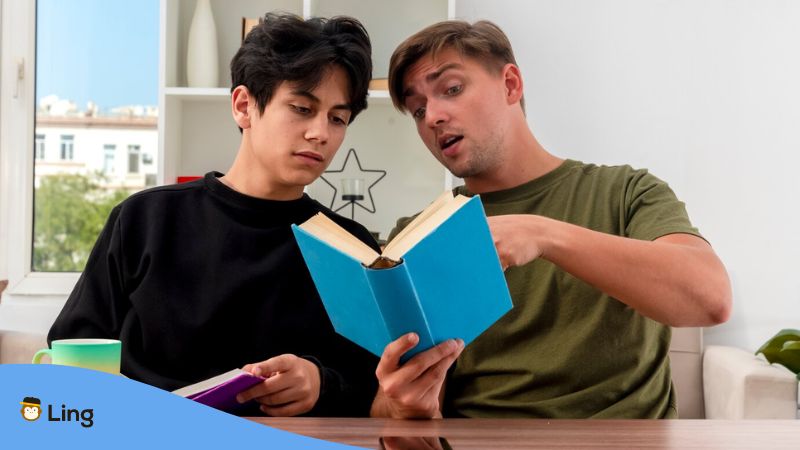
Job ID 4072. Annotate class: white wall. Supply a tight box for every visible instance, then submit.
[457,0,800,351]
[306,102,446,240]
[5,1,799,351]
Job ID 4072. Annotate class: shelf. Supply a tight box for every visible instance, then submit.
[164,86,231,101]
[160,0,452,238]
[368,89,391,101]
[164,86,389,104]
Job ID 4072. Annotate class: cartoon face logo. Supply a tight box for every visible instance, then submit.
[20,397,42,421]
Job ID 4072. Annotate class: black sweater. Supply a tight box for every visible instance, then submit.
[48,172,380,416]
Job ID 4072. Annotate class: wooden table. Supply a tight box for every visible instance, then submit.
[249,417,800,449]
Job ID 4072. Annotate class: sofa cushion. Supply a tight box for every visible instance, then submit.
[0,331,48,364]
[669,327,704,418]
[703,345,798,419]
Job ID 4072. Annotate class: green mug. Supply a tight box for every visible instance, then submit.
[32,339,122,375]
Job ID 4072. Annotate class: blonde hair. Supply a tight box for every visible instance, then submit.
[388,20,523,112]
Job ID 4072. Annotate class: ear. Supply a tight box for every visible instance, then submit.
[501,63,524,106]
[231,85,253,129]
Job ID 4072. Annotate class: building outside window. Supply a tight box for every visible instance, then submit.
[35,134,46,160]
[59,134,74,160]
[103,144,116,174]
[128,145,141,174]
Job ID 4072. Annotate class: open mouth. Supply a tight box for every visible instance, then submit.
[439,135,463,151]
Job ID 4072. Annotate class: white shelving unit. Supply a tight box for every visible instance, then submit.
[159,0,455,238]
[163,87,230,99]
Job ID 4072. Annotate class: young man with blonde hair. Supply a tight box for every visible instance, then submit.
[371,20,731,419]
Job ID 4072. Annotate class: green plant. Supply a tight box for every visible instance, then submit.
[33,172,130,272]
[756,329,800,380]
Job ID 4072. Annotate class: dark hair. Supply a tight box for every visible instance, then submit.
[230,12,372,124]
[388,20,523,113]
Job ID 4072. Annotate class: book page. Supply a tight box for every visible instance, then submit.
[383,190,455,256]
[299,213,380,266]
[383,194,470,261]
[172,368,250,397]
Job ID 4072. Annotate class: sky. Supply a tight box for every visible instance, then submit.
[35,0,159,111]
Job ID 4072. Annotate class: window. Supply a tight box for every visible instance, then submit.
[59,135,74,160]
[0,0,160,283]
[31,0,158,273]
[128,145,141,174]
[142,153,153,165]
[35,134,46,160]
[103,144,116,174]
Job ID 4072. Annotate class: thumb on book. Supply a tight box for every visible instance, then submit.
[246,353,299,376]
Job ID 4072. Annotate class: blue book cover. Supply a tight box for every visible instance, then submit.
[292,194,513,360]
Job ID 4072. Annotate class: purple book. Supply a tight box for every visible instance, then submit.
[172,369,265,413]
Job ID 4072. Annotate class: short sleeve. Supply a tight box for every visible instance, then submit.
[623,170,703,242]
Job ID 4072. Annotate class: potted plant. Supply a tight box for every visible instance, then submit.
[756,329,800,380]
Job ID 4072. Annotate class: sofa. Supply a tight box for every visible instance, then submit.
[0,330,47,364]
[670,327,798,419]
[2,328,797,419]
[703,345,798,419]
[669,327,706,418]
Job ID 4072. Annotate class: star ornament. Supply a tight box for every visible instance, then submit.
[319,148,387,215]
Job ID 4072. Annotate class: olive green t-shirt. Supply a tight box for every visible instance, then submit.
[389,159,701,418]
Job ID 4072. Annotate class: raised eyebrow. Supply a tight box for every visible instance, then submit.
[402,63,464,99]
[426,62,463,83]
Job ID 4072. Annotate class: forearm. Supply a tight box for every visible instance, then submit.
[536,216,731,326]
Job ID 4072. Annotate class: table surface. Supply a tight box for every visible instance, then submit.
[248,417,800,449]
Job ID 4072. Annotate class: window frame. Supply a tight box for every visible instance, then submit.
[103,143,116,173]
[2,0,162,302]
[1,0,80,300]
[127,144,141,174]
[34,133,45,159]
[59,134,74,160]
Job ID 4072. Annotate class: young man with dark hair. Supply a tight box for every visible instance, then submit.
[49,13,378,417]
[371,20,732,419]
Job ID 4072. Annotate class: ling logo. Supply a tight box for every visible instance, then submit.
[20,397,42,421]
[19,396,95,427]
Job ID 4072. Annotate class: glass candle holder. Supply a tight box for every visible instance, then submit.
[341,178,365,201]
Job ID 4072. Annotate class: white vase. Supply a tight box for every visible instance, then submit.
[186,0,219,87]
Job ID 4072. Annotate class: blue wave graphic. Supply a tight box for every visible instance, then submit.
[2,364,365,449]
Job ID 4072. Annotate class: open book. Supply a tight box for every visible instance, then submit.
[172,369,265,413]
[292,191,513,360]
